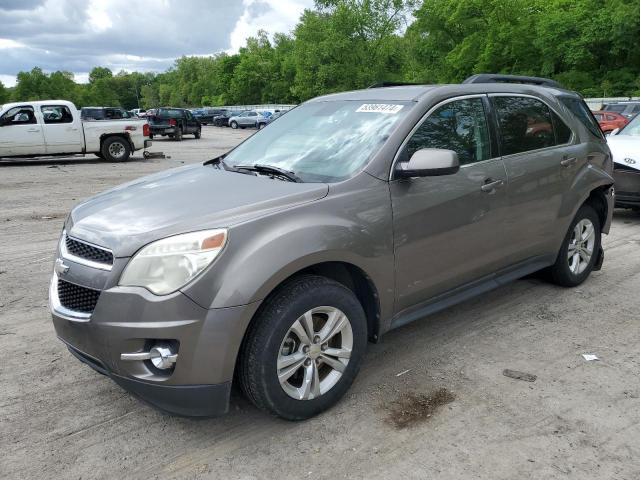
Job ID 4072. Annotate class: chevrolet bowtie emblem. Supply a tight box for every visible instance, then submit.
[55,258,70,276]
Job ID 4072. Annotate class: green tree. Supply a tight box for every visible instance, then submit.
[0,80,8,104]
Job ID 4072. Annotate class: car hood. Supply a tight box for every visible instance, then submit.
[608,135,640,171]
[67,164,329,257]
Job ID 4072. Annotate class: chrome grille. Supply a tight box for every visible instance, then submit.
[57,279,101,313]
[65,236,113,266]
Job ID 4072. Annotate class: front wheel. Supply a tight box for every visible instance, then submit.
[101,136,131,162]
[239,276,367,420]
[549,204,601,287]
[230,121,238,129]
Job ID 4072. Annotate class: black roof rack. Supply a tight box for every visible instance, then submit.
[367,81,423,88]
[463,74,562,89]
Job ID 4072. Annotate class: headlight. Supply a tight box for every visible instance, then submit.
[119,229,227,295]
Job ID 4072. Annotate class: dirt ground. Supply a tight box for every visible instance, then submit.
[1,126,639,480]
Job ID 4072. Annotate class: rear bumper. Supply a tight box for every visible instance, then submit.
[149,126,175,135]
[613,168,640,207]
[144,140,153,149]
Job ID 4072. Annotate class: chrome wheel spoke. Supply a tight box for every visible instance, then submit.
[582,223,594,242]
[299,362,320,400]
[277,351,305,370]
[319,310,347,343]
[319,353,346,373]
[290,317,312,346]
[323,347,351,359]
[278,356,306,384]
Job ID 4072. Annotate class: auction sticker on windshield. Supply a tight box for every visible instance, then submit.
[356,104,404,114]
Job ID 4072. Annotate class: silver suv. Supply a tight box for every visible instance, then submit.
[50,75,614,420]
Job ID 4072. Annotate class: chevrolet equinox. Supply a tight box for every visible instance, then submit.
[50,75,614,420]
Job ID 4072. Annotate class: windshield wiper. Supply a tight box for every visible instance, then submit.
[234,164,302,183]
[204,156,256,176]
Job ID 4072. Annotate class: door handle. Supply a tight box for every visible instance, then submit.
[481,179,504,193]
[27,128,40,133]
[560,157,577,167]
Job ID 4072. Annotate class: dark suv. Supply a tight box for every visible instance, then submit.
[148,107,201,141]
[81,107,134,120]
[51,75,613,420]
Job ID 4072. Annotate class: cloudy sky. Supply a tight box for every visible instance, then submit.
[0,0,314,87]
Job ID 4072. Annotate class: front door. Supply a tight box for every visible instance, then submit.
[40,104,83,154]
[391,96,509,313]
[0,106,45,156]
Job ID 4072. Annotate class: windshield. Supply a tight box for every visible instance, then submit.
[224,100,411,182]
[619,114,640,136]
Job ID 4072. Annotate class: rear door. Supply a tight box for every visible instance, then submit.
[0,106,45,156]
[40,104,83,154]
[491,94,576,264]
[391,95,510,311]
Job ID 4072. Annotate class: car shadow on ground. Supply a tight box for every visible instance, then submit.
[0,155,152,167]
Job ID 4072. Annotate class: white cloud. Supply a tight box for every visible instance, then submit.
[229,0,314,52]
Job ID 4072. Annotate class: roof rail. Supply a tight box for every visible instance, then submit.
[367,81,423,88]
[463,74,562,89]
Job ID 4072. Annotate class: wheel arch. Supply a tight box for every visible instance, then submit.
[100,132,133,152]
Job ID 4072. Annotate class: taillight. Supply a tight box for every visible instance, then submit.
[143,123,150,137]
[169,118,177,126]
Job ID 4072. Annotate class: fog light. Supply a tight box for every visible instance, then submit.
[120,342,178,370]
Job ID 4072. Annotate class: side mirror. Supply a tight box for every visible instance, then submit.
[395,148,460,178]
[608,128,620,136]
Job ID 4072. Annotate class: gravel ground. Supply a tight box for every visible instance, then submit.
[1,126,639,479]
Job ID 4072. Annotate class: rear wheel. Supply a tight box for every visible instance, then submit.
[149,134,154,140]
[194,128,201,139]
[174,127,183,141]
[239,276,367,420]
[101,136,131,162]
[549,204,601,287]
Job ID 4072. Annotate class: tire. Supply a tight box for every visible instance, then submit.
[239,275,367,420]
[149,134,154,140]
[174,127,183,141]
[194,128,201,139]
[230,121,238,129]
[101,136,131,162]
[258,123,266,130]
[548,204,601,287]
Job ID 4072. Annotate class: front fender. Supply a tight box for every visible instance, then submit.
[180,175,396,323]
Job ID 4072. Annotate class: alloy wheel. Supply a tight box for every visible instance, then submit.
[277,306,353,401]
[568,218,595,275]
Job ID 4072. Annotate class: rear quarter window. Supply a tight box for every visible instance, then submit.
[559,97,604,139]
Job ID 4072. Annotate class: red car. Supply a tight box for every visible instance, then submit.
[592,111,629,134]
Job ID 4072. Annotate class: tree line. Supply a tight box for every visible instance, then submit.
[1,0,639,110]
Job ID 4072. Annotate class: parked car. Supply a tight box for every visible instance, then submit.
[212,110,234,127]
[0,100,150,161]
[602,101,640,119]
[50,74,613,420]
[194,108,228,125]
[607,113,640,209]
[147,107,201,140]
[131,108,147,117]
[591,110,629,134]
[81,107,135,120]
[228,110,270,129]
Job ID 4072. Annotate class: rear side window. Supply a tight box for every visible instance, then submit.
[603,104,626,113]
[405,97,491,166]
[560,96,604,139]
[493,96,556,155]
[42,105,73,124]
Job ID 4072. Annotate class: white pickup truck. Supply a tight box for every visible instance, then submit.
[0,100,151,161]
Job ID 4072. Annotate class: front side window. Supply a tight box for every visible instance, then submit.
[224,100,411,183]
[404,98,491,166]
[494,96,556,155]
[1,106,37,125]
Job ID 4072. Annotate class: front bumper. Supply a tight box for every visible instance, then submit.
[51,271,260,417]
[613,168,640,208]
